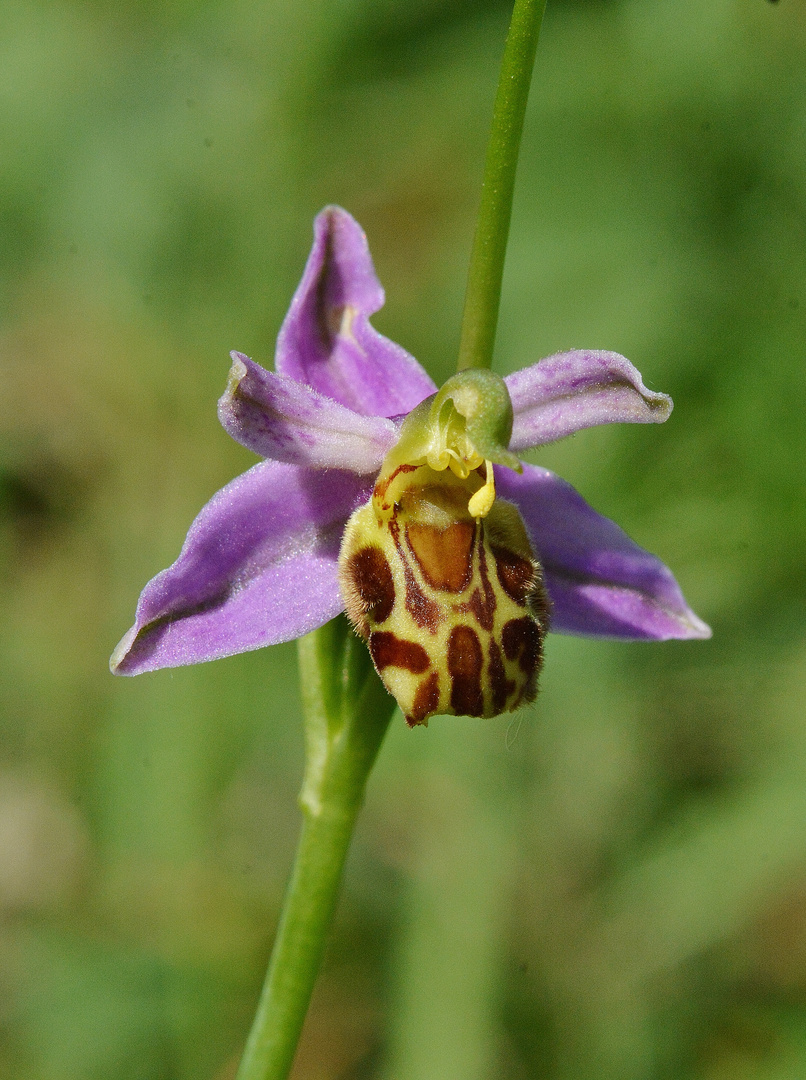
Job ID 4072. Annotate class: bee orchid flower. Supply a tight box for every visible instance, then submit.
[111,206,710,725]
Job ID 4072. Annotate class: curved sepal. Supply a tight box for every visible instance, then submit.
[496,464,711,640]
[219,352,397,474]
[111,462,372,674]
[275,206,436,417]
[506,350,672,451]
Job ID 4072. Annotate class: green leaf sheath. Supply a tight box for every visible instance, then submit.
[457,0,547,372]
[236,619,396,1080]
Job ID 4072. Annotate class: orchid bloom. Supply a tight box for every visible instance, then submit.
[111,206,710,725]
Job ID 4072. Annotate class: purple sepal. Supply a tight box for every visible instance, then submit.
[497,464,711,641]
[218,352,397,474]
[506,350,673,451]
[111,461,371,675]
[275,206,436,418]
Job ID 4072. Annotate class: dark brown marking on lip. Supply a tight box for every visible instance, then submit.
[501,617,540,673]
[345,546,395,634]
[407,671,440,728]
[447,624,484,717]
[488,639,514,715]
[461,533,496,632]
[406,521,475,593]
[390,519,440,631]
[369,631,430,674]
[502,615,542,706]
[491,545,536,607]
[372,463,418,506]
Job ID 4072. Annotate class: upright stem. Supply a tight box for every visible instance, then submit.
[236,619,396,1080]
[457,0,547,372]
[236,799,358,1080]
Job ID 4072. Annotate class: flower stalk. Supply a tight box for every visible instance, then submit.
[236,618,395,1080]
[457,0,547,373]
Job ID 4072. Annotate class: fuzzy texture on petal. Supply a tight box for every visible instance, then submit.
[111,462,372,675]
[275,206,436,417]
[496,464,711,641]
[218,353,397,474]
[506,350,673,451]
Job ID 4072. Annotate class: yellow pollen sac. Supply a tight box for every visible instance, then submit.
[338,369,550,727]
[467,460,496,519]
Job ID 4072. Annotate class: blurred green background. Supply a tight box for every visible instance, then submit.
[1,0,805,1076]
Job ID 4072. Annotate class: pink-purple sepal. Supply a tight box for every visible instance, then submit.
[111,462,372,675]
[275,206,436,418]
[506,349,672,450]
[497,464,711,641]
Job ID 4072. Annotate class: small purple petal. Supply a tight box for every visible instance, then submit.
[275,206,436,417]
[505,350,673,451]
[496,464,711,641]
[218,352,397,473]
[111,462,370,675]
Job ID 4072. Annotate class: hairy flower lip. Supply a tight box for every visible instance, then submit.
[111,206,710,677]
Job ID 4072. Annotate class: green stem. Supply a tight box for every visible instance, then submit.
[457,0,547,372]
[236,618,396,1080]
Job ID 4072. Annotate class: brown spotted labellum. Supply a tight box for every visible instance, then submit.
[339,370,551,726]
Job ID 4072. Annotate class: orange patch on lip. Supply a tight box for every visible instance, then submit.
[406,521,475,593]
